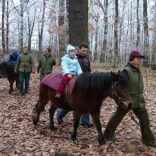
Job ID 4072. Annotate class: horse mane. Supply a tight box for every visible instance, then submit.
[75,72,111,91]
[75,72,128,92]
[1,61,15,73]
[118,72,128,86]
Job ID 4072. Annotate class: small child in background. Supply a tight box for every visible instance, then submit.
[55,44,82,98]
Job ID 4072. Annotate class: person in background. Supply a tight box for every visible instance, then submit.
[37,48,56,81]
[15,46,35,95]
[57,43,93,127]
[55,44,82,98]
[104,50,156,147]
[8,47,20,65]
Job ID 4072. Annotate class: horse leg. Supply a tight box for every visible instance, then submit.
[32,100,40,125]
[9,81,14,94]
[33,97,48,125]
[71,111,81,141]
[49,104,57,131]
[16,74,19,89]
[90,110,106,145]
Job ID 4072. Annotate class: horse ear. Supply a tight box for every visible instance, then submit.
[111,71,118,81]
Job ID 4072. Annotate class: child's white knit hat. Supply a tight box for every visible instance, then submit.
[66,44,75,53]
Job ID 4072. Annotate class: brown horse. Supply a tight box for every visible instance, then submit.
[0,61,19,94]
[33,71,132,145]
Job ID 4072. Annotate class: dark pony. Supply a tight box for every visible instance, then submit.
[0,61,19,94]
[33,71,132,145]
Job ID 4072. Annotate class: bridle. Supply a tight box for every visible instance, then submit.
[110,82,132,105]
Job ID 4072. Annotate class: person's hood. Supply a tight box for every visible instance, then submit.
[66,44,75,53]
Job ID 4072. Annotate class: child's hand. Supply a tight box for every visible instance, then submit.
[67,73,72,79]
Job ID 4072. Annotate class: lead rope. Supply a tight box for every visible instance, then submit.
[128,110,140,125]
[111,82,140,126]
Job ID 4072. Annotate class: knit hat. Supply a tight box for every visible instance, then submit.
[66,44,75,53]
[129,50,145,61]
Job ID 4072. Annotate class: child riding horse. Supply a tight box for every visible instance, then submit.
[33,71,132,145]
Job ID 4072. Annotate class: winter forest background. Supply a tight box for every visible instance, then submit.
[1,0,156,68]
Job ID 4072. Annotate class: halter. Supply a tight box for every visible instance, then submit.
[111,82,132,105]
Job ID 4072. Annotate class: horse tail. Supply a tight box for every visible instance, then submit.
[37,83,50,111]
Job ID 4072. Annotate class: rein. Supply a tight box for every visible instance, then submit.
[111,82,140,126]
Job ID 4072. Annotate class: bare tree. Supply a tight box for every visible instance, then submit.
[151,0,156,70]
[136,0,140,47]
[114,0,119,64]
[38,0,46,58]
[142,0,149,67]
[6,0,9,53]
[19,0,24,51]
[2,0,5,53]
[95,0,109,62]
[58,0,65,65]
[27,7,37,52]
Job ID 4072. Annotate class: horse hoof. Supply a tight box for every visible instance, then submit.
[50,126,57,131]
[98,139,106,145]
[71,135,76,141]
[33,120,38,125]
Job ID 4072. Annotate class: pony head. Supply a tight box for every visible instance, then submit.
[111,71,133,109]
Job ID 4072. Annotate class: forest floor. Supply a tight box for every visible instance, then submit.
[0,63,156,156]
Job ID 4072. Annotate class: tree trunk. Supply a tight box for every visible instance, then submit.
[27,8,36,53]
[38,0,46,60]
[2,0,5,53]
[142,0,149,67]
[6,0,9,53]
[136,0,140,47]
[114,0,119,67]
[20,0,24,52]
[58,0,65,65]
[103,0,108,52]
[151,0,156,70]
[69,0,88,46]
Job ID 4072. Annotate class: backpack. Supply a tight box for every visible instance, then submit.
[8,51,20,65]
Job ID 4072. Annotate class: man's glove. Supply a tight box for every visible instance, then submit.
[67,73,72,79]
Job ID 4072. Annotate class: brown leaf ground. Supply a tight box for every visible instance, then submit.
[0,64,156,156]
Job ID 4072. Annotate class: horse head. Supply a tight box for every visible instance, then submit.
[110,71,133,109]
[0,62,7,78]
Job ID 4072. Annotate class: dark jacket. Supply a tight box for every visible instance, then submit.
[15,52,35,73]
[122,62,145,109]
[37,54,56,74]
[76,51,91,73]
